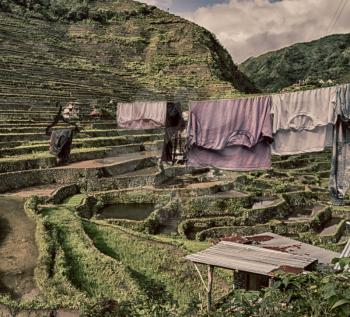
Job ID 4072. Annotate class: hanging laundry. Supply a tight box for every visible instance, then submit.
[117,101,167,129]
[161,102,186,163]
[49,129,74,165]
[271,87,338,155]
[187,96,273,170]
[329,84,350,205]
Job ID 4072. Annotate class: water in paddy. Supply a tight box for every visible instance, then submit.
[99,203,155,220]
[158,218,179,235]
[0,196,39,299]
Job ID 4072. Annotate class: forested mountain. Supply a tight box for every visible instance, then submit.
[239,34,350,92]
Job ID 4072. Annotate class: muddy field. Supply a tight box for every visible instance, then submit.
[0,196,38,299]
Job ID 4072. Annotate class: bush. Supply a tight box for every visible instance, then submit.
[50,3,69,18]
[0,0,12,12]
[89,9,110,24]
[66,5,89,22]
[215,262,350,317]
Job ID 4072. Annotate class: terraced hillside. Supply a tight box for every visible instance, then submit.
[0,107,349,316]
[0,0,257,111]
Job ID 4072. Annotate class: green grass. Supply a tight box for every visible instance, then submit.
[41,207,142,301]
[63,194,86,207]
[239,33,350,92]
[82,220,229,307]
[19,202,229,313]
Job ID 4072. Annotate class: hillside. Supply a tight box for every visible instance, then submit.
[0,0,257,110]
[239,34,350,92]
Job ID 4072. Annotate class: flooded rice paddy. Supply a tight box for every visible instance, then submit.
[98,203,155,220]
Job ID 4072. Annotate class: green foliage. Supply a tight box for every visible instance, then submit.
[1,0,158,22]
[0,0,12,12]
[239,34,350,92]
[82,221,212,309]
[13,199,226,315]
[66,4,89,22]
[215,264,350,317]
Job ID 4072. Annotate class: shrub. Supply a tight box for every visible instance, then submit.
[66,5,89,22]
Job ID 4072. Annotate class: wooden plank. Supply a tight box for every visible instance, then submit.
[187,254,276,275]
[202,248,310,267]
[193,263,208,292]
[185,241,316,275]
[186,242,315,266]
[207,265,214,313]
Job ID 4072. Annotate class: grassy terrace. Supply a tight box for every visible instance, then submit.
[0,111,349,315]
[0,134,163,155]
[0,121,164,173]
[2,197,229,315]
[1,145,346,316]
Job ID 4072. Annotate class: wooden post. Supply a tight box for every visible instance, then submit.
[207,265,214,313]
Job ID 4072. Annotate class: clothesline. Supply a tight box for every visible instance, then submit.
[187,83,350,103]
[114,83,350,205]
[187,83,350,205]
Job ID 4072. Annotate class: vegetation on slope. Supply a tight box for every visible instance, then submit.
[214,262,350,317]
[82,221,228,307]
[0,0,257,109]
[239,34,350,92]
[0,196,229,316]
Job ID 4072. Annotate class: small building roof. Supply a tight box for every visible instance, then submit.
[185,241,317,276]
[247,233,339,265]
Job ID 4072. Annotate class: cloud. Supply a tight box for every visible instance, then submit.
[140,0,174,10]
[178,0,350,63]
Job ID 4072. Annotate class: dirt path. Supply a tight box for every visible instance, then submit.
[55,151,159,169]
[0,196,39,299]
[6,184,61,198]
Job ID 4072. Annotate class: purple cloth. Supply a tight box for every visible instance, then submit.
[117,101,167,130]
[187,96,273,170]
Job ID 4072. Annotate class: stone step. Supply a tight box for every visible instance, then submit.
[319,218,344,237]
[0,136,163,158]
[0,109,57,114]
[0,120,117,127]
[0,151,160,194]
[0,122,116,133]
[0,128,163,142]
[0,113,56,120]
[0,142,161,174]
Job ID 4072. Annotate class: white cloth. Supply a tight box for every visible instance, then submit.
[117,101,167,130]
[271,87,337,155]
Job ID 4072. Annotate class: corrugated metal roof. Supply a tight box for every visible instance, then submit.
[249,233,339,265]
[185,241,317,276]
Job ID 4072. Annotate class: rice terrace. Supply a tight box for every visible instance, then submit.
[0,0,350,316]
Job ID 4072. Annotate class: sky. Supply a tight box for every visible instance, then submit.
[140,0,350,63]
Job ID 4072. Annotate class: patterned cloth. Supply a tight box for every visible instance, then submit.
[329,84,350,204]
